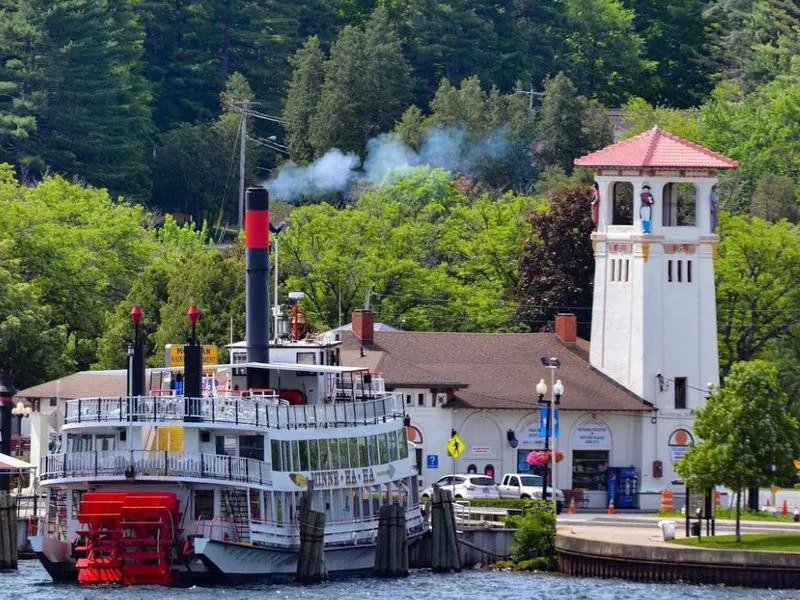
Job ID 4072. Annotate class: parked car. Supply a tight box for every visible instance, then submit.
[497,473,565,513]
[420,474,499,500]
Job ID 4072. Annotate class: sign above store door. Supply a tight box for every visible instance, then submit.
[572,421,612,449]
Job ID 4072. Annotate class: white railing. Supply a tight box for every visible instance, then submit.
[249,505,424,549]
[63,393,405,430]
[39,451,272,486]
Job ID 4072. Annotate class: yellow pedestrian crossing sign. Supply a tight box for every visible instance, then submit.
[447,433,467,459]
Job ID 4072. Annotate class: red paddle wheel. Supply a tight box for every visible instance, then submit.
[75,491,183,585]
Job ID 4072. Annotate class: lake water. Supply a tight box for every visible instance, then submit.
[4,561,798,600]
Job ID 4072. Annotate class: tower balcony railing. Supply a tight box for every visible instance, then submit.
[62,393,405,430]
[39,450,271,487]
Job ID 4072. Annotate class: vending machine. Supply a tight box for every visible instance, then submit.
[607,466,639,509]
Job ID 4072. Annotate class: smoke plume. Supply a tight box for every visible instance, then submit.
[265,125,511,202]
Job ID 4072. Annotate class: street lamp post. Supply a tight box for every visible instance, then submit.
[536,358,564,514]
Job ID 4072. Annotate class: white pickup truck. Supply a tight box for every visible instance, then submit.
[497,473,565,513]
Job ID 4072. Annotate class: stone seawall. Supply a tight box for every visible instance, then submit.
[557,530,800,588]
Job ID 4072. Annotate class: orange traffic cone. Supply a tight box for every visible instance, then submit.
[568,497,577,514]
[608,498,616,515]
[783,499,789,516]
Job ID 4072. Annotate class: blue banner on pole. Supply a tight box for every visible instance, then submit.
[539,407,547,437]
[554,408,559,439]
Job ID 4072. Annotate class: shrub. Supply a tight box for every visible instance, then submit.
[508,500,555,562]
[516,557,556,571]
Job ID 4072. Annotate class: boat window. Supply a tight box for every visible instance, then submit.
[358,437,369,468]
[291,441,301,473]
[67,434,93,453]
[368,435,379,465]
[194,490,214,520]
[338,438,349,469]
[371,485,382,515]
[95,434,115,452]
[348,438,359,469]
[378,434,390,464]
[299,440,310,471]
[280,441,291,471]
[239,435,264,461]
[318,439,331,469]
[308,439,319,470]
[388,431,398,462]
[264,492,273,521]
[329,439,340,469]
[397,429,409,459]
[216,435,236,456]
[250,489,261,520]
[271,440,281,471]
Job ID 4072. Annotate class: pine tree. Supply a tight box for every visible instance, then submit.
[283,36,325,164]
[534,73,613,174]
[30,0,153,200]
[309,7,412,156]
[0,0,41,164]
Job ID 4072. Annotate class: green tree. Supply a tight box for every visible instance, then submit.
[750,175,797,223]
[0,246,66,390]
[624,0,712,107]
[676,360,800,541]
[25,0,153,200]
[561,0,652,104]
[621,97,701,141]
[309,7,413,156]
[152,74,263,226]
[715,213,800,377]
[0,0,40,164]
[534,73,613,174]
[283,36,326,164]
[0,167,158,373]
[700,76,800,211]
[515,185,595,338]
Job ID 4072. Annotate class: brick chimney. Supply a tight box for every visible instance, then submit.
[555,313,577,344]
[352,309,374,344]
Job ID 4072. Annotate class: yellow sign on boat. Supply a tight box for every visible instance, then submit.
[165,344,218,367]
[447,434,467,459]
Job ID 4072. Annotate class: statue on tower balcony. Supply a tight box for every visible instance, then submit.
[710,186,719,233]
[591,182,600,231]
[640,185,654,233]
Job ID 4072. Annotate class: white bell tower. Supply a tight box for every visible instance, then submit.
[575,127,738,492]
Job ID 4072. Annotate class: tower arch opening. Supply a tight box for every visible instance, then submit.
[611,182,634,225]
[662,182,697,226]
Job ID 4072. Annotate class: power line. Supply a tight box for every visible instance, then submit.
[213,111,245,243]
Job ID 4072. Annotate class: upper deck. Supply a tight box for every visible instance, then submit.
[62,392,405,431]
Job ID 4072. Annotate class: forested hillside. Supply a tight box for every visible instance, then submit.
[1,1,800,392]
[1,0,797,220]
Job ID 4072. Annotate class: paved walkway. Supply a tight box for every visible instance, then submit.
[558,512,800,546]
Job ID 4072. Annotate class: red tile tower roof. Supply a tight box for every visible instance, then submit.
[574,126,739,169]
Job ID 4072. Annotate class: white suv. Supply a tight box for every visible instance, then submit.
[497,473,565,513]
[420,474,499,500]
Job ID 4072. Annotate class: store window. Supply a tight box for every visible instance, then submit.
[572,450,610,490]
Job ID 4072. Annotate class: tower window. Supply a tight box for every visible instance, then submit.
[662,183,697,226]
[625,259,630,282]
[612,182,634,225]
[677,260,683,282]
[610,259,615,282]
[667,260,672,282]
[418,393,425,406]
[674,377,687,409]
[687,260,692,283]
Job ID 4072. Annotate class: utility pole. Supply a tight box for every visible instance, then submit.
[515,84,544,118]
[238,101,249,231]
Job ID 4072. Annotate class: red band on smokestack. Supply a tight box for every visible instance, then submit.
[246,210,270,249]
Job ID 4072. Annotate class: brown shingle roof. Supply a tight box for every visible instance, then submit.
[340,331,650,412]
[17,371,127,400]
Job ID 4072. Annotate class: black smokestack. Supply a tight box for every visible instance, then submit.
[245,186,270,389]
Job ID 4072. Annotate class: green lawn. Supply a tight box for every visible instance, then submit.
[672,534,800,552]
[658,508,795,522]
